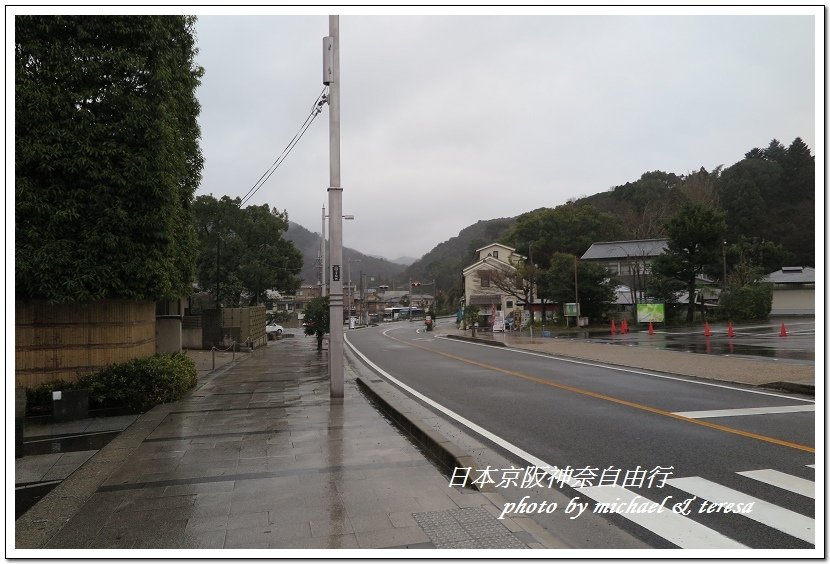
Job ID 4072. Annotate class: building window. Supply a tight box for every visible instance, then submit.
[506,300,513,308]
[480,272,490,288]
[493,250,499,259]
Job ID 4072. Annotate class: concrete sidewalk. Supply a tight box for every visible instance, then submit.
[15,337,559,552]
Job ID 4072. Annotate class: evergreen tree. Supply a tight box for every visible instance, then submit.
[16,16,203,302]
[652,204,727,322]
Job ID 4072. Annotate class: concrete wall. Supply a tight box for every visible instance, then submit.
[155,316,182,354]
[15,300,156,388]
[771,288,815,315]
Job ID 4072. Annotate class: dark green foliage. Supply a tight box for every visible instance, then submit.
[541,253,619,321]
[193,195,303,306]
[25,379,75,416]
[652,204,727,322]
[25,354,197,415]
[505,203,626,269]
[720,283,773,321]
[723,137,814,266]
[16,16,203,302]
[303,296,330,351]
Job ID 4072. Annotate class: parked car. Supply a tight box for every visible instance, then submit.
[266,323,284,336]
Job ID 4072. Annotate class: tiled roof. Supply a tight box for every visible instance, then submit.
[763,266,815,284]
[581,239,669,260]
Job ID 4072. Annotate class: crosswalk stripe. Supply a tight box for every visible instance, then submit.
[737,469,815,499]
[666,476,814,544]
[575,485,747,549]
[672,405,815,419]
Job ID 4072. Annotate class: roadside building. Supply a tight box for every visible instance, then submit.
[762,266,815,316]
[461,243,529,327]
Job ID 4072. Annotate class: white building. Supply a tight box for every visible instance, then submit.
[461,243,528,326]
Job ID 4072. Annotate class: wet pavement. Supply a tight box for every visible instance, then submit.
[438,318,815,393]
[582,319,815,364]
[15,337,557,552]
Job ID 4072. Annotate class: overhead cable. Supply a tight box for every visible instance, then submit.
[239,87,328,207]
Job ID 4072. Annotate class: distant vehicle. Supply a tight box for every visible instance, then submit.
[266,323,284,336]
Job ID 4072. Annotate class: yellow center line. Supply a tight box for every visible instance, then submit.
[387,331,815,454]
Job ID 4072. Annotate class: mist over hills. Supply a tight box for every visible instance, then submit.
[285,222,408,287]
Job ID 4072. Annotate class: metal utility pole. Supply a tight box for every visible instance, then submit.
[321,205,327,297]
[324,16,344,398]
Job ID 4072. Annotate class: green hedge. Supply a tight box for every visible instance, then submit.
[26,353,197,416]
[720,283,773,321]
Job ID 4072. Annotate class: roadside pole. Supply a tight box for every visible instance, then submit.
[325,15,343,398]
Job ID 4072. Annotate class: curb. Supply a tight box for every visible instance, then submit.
[444,334,506,348]
[762,381,815,396]
[355,376,493,494]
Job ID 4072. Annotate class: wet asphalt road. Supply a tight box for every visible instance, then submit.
[346,322,816,550]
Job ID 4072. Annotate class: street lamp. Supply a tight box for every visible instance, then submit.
[347,258,361,328]
[320,205,354,297]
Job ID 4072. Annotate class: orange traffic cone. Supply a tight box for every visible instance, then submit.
[648,322,654,335]
[621,319,629,334]
[780,322,788,337]
[704,321,711,337]
[610,320,617,334]
[727,321,735,338]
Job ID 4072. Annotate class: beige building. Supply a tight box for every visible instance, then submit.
[762,266,815,316]
[461,243,528,326]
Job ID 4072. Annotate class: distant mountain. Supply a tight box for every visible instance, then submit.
[285,222,407,287]
[402,217,516,308]
[391,256,418,266]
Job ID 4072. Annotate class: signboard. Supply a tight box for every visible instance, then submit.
[332,265,340,282]
[564,303,579,317]
[492,310,505,332]
[637,303,665,323]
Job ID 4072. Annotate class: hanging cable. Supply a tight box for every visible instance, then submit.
[239,86,328,207]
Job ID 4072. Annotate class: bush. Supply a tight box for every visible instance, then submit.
[25,353,197,416]
[720,283,773,321]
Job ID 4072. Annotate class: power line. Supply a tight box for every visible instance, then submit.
[239,87,328,207]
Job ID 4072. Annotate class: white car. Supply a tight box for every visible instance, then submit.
[266,323,284,336]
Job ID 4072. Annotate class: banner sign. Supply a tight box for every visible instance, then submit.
[637,303,665,323]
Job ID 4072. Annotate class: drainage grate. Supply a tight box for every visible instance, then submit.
[412,507,528,549]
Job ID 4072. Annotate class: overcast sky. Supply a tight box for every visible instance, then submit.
[193,8,819,262]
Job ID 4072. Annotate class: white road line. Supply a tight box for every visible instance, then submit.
[346,334,751,550]
[673,405,816,419]
[666,477,815,544]
[737,470,815,499]
[575,486,747,549]
[806,464,815,468]
[432,334,815,404]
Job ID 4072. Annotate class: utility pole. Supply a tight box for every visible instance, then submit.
[324,16,344,398]
[320,205,326,297]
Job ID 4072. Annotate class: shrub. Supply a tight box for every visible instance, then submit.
[720,283,773,321]
[25,353,197,416]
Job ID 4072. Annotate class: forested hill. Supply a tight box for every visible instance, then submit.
[402,137,815,310]
[285,221,407,287]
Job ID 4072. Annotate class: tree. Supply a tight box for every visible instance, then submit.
[192,195,302,307]
[652,204,727,322]
[482,260,536,314]
[16,15,203,302]
[541,253,618,322]
[303,297,330,351]
[506,203,625,269]
[462,304,481,336]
